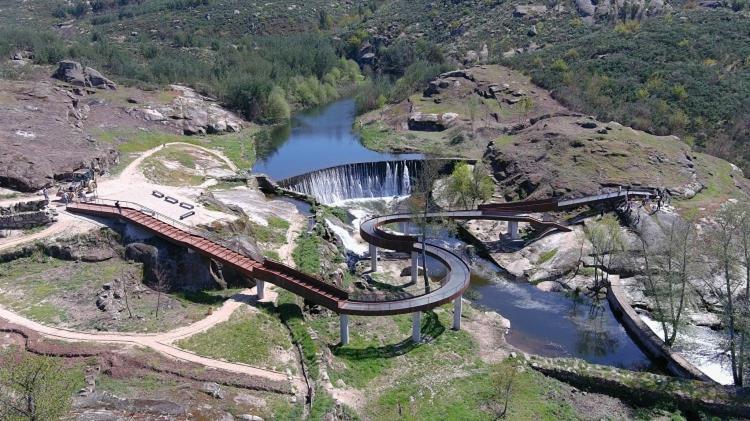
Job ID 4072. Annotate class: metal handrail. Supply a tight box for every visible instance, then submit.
[74,197,255,261]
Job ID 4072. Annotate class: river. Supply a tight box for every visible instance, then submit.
[254,98,652,371]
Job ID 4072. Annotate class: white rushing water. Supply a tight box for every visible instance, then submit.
[640,314,733,385]
[323,196,410,256]
[280,160,418,204]
[326,219,368,256]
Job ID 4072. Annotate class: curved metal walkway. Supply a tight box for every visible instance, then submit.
[66,189,653,318]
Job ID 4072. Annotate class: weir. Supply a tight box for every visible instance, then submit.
[277,160,422,204]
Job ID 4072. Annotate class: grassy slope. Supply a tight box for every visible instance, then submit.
[0,249,242,331]
[175,306,296,373]
[98,127,258,174]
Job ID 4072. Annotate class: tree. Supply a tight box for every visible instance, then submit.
[408,159,453,293]
[0,349,79,420]
[489,361,517,418]
[583,214,624,291]
[445,162,494,209]
[705,201,750,386]
[153,262,171,319]
[635,217,695,346]
[517,96,534,124]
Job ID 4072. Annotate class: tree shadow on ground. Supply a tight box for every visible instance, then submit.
[330,311,445,360]
[175,290,234,305]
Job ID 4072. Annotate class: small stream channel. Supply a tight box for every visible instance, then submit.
[254,98,653,371]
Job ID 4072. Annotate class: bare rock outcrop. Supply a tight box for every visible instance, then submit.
[129,85,243,135]
[52,61,117,90]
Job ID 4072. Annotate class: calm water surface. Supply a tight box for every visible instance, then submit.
[253,99,421,180]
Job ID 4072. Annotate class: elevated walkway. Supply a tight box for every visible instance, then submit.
[67,189,650,320]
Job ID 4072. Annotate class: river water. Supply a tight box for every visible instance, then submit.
[255,98,652,370]
[253,99,421,180]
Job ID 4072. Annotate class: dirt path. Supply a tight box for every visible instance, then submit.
[96,142,235,225]
[0,286,295,385]
[0,211,104,252]
[0,142,307,389]
[277,212,307,265]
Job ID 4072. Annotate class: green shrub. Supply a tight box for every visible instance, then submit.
[292,233,321,275]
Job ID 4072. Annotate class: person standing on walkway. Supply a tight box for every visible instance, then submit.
[41,187,49,203]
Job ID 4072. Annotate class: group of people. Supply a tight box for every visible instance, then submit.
[40,186,90,205]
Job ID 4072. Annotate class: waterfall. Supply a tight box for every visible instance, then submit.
[278,160,423,204]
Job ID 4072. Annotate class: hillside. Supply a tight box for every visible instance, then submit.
[346,1,750,173]
[357,64,750,213]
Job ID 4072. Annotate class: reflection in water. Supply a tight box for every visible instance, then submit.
[572,300,620,359]
[252,99,421,180]
[470,262,652,370]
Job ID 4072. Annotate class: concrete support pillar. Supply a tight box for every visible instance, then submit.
[256,280,265,300]
[340,314,349,345]
[369,243,377,272]
[452,295,463,331]
[412,311,422,343]
[411,251,418,284]
[508,220,519,240]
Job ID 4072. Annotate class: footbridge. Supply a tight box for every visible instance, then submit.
[66,189,652,344]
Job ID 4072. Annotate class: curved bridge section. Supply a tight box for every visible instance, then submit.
[66,189,653,320]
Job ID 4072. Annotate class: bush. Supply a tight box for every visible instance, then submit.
[292,233,321,275]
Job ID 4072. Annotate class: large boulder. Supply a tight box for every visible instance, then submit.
[408,112,458,132]
[52,61,116,90]
[513,5,548,17]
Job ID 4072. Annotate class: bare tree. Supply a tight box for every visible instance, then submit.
[152,262,171,319]
[489,362,517,418]
[635,218,695,346]
[408,159,453,293]
[121,268,133,319]
[705,201,750,385]
[583,214,624,291]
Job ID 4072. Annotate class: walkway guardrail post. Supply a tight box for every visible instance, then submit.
[411,250,418,284]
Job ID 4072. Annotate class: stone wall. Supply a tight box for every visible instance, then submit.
[525,354,750,418]
[0,200,54,229]
[607,278,713,382]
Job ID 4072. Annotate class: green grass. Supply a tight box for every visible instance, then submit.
[98,128,257,175]
[263,250,281,261]
[537,248,558,265]
[275,290,319,379]
[97,372,179,396]
[141,157,204,186]
[370,358,577,420]
[356,121,393,153]
[0,248,242,331]
[0,252,131,324]
[292,233,321,275]
[176,306,294,371]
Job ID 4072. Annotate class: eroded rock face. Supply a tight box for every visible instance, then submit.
[0,79,120,192]
[483,117,744,201]
[129,85,243,135]
[407,112,457,131]
[575,0,671,22]
[513,5,548,17]
[52,61,117,90]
